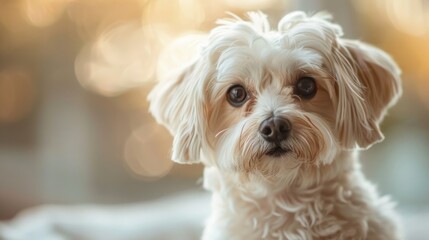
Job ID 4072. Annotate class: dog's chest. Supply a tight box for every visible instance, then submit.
[205,188,360,240]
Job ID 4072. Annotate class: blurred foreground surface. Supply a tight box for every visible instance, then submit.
[0,192,428,240]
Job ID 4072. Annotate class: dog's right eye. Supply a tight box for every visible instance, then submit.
[227,85,248,107]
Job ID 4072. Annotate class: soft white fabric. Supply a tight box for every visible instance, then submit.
[0,191,210,240]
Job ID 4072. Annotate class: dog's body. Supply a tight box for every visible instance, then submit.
[202,153,400,240]
[149,12,402,240]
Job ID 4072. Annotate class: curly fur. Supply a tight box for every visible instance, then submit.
[149,11,402,240]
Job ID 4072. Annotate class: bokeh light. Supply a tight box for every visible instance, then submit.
[75,22,168,96]
[144,0,206,32]
[221,0,280,10]
[23,0,74,27]
[0,68,36,124]
[354,0,429,36]
[124,123,174,179]
[0,2,27,33]
[66,0,146,39]
[353,0,429,111]
[157,32,207,82]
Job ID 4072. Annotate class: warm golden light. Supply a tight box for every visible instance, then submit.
[144,0,206,31]
[23,0,73,27]
[221,0,280,10]
[67,0,145,40]
[0,68,36,124]
[124,123,174,179]
[75,22,167,96]
[157,32,207,82]
[354,0,429,36]
[353,0,429,112]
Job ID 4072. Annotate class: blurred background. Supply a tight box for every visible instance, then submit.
[0,0,428,237]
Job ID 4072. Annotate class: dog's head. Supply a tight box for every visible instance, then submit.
[149,12,401,184]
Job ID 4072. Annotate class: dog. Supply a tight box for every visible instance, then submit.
[149,11,402,240]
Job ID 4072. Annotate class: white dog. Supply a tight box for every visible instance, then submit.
[149,11,402,240]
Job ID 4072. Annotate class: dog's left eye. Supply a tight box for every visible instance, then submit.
[295,77,317,99]
[227,85,248,107]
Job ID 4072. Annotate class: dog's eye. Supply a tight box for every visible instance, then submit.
[295,77,317,99]
[227,85,248,107]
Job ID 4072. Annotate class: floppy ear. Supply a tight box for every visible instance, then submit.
[335,40,402,149]
[148,61,210,164]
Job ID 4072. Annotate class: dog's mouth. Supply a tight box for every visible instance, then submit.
[265,146,291,157]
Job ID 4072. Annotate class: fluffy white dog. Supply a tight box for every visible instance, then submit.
[149,11,402,240]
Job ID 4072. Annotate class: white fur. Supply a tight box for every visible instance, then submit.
[149,11,402,240]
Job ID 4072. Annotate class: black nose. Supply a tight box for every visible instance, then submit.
[259,116,291,143]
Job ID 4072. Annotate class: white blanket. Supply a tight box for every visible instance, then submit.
[0,191,210,240]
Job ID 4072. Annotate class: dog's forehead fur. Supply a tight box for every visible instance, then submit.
[212,12,337,91]
[216,47,324,89]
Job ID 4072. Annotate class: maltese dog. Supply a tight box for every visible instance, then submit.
[149,11,402,240]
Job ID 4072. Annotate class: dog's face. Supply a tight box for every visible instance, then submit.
[149,12,401,184]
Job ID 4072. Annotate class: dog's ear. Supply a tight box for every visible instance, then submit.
[334,40,402,149]
[148,61,209,164]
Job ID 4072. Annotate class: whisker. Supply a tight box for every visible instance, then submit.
[215,128,231,138]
